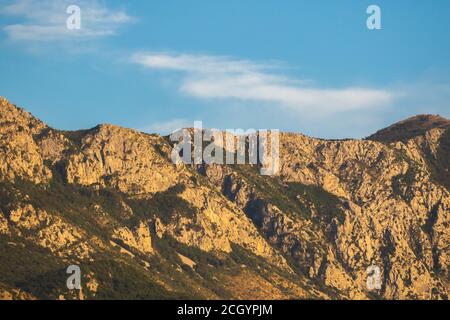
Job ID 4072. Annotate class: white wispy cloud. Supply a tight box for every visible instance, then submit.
[1,0,132,42]
[132,52,396,115]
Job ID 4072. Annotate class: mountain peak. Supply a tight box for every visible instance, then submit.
[0,96,47,134]
[0,96,17,112]
[367,114,450,143]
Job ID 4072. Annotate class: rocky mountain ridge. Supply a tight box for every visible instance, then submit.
[0,96,448,300]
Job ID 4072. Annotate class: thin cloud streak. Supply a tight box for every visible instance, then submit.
[132,52,396,115]
[1,0,133,42]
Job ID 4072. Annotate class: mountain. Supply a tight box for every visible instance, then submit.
[368,114,450,143]
[368,114,450,193]
[0,96,448,300]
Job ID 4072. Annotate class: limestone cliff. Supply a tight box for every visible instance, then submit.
[0,96,448,300]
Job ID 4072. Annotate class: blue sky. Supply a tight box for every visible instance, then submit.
[0,0,449,138]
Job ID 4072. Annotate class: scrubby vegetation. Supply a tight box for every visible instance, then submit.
[127,184,197,225]
[0,235,66,299]
[286,183,346,224]
[82,253,187,300]
[230,164,345,224]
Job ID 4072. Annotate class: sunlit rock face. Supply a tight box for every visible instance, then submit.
[0,97,448,300]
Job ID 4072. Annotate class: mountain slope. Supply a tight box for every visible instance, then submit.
[368,114,450,192]
[0,96,448,300]
[367,114,450,143]
[0,97,328,300]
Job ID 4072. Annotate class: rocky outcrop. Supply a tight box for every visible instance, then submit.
[6,203,95,260]
[65,124,182,194]
[113,221,154,255]
[0,97,51,183]
[0,286,35,300]
[152,184,289,269]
